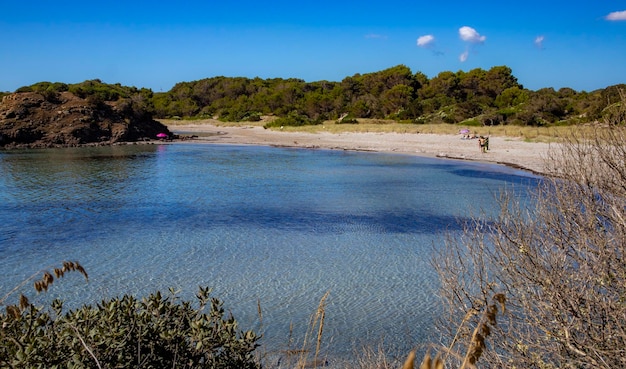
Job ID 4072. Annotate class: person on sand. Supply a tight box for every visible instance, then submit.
[478,136,487,153]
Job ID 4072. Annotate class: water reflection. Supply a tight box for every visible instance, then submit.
[0,143,538,362]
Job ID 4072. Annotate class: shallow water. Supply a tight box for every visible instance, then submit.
[0,143,538,362]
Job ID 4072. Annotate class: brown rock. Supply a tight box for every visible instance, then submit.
[0,91,170,149]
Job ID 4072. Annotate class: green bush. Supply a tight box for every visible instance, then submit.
[264,111,320,128]
[336,113,359,124]
[459,118,482,127]
[1,287,260,369]
[219,109,262,122]
[244,112,262,122]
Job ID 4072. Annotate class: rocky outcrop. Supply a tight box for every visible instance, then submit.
[0,92,170,149]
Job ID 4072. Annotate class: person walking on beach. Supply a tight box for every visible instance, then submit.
[478,136,486,153]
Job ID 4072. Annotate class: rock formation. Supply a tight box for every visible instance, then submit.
[0,91,170,149]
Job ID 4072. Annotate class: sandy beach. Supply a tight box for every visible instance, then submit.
[166,122,556,175]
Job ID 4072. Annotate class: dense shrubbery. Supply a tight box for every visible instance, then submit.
[1,263,259,369]
[1,286,260,368]
[148,65,626,127]
[14,80,158,123]
[16,79,155,107]
[218,108,262,122]
[12,66,626,128]
[263,111,322,128]
[334,112,358,124]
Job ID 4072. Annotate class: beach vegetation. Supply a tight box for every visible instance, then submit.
[336,113,359,124]
[264,111,322,128]
[12,67,625,130]
[432,96,626,368]
[459,118,482,127]
[1,264,260,369]
[15,81,70,94]
[140,65,624,129]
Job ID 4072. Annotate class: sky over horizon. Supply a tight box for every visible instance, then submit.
[1,1,625,93]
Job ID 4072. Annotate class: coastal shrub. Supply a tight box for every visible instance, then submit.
[264,111,320,128]
[1,284,260,368]
[434,96,626,368]
[68,80,131,101]
[40,89,61,103]
[244,112,262,122]
[459,118,482,127]
[219,109,262,122]
[15,82,69,94]
[336,113,358,124]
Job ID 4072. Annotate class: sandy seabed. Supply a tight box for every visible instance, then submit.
[166,122,557,175]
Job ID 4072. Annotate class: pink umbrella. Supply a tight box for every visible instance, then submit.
[156,133,168,139]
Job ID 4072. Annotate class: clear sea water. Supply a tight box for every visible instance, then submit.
[0,143,539,363]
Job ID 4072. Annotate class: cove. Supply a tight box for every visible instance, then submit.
[0,143,539,362]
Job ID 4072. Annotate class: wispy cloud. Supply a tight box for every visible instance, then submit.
[459,26,486,43]
[365,33,388,40]
[459,50,469,62]
[605,10,626,21]
[458,26,485,62]
[417,34,435,47]
[534,35,545,49]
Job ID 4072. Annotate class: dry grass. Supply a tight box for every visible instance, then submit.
[348,344,403,369]
[288,120,604,143]
[287,290,503,369]
[296,291,331,369]
[159,117,270,128]
[159,117,610,143]
[1,260,88,307]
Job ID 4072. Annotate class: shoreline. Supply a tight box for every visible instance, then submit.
[167,122,555,175]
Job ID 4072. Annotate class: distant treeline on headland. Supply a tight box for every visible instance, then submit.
[5,64,625,127]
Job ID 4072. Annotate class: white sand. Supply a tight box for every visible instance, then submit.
[167,123,557,175]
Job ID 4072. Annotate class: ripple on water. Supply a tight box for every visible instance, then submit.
[0,144,539,361]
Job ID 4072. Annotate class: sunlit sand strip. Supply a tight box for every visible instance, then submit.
[166,122,555,175]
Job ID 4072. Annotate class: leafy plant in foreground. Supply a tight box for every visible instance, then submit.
[1,263,260,369]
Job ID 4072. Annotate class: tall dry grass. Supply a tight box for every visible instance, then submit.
[160,117,608,143]
[295,291,330,369]
[285,120,605,143]
[433,96,626,367]
[1,260,88,312]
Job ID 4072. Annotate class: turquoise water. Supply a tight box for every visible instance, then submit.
[0,143,538,362]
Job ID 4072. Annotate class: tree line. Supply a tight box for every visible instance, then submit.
[8,65,626,127]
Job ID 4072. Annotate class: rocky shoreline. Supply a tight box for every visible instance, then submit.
[0,92,170,149]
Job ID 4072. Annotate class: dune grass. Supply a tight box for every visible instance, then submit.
[160,117,604,144]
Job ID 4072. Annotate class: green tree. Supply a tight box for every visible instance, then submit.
[381,84,414,116]
[481,65,520,98]
[494,86,529,108]
[420,71,460,101]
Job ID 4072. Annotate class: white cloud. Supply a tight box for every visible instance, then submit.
[458,26,485,62]
[459,26,486,43]
[605,10,626,21]
[459,50,469,62]
[534,35,545,49]
[417,34,435,47]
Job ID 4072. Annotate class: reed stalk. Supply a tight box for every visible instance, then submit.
[296,290,330,369]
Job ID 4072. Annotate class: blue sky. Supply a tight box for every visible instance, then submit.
[1,1,625,93]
